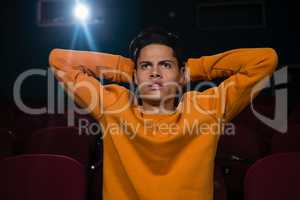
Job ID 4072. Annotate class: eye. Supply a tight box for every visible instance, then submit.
[162,62,172,69]
[139,63,151,70]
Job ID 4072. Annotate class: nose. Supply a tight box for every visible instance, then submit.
[149,67,161,79]
[150,73,161,78]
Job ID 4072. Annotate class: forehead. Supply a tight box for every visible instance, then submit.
[137,44,176,61]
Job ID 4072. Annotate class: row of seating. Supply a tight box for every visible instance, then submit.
[1,152,299,200]
[0,109,98,154]
[0,111,103,200]
[0,93,298,200]
[2,113,295,167]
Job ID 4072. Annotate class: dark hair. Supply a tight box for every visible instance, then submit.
[129,27,184,69]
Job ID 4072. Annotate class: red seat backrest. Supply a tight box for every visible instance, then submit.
[244,152,300,200]
[0,154,87,200]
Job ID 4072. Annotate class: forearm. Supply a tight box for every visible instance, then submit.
[49,49,134,83]
[186,48,278,82]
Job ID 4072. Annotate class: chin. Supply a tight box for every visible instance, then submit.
[145,95,162,101]
[141,91,163,101]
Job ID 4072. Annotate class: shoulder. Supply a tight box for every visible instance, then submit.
[180,88,221,117]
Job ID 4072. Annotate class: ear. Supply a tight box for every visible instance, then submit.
[133,69,138,85]
[178,65,189,85]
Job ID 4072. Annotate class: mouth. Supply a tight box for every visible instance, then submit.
[148,82,163,90]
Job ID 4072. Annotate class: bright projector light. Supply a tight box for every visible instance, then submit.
[73,3,90,22]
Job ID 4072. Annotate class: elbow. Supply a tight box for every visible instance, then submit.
[49,48,60,68]
[261,48,279,74]
[49,48,66,70]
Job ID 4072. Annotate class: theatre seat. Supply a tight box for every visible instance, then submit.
[24,126,94,166]
[13,112,48,153]
[0,154,87,200]
[244,152,300,200]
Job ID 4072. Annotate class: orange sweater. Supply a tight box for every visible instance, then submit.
[49,48,278,200]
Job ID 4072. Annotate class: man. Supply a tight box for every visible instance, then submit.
[49,27,278,200]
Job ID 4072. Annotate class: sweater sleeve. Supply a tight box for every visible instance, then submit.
[186,48,278,122]
[48,49,134,120]
[49,49,134,82]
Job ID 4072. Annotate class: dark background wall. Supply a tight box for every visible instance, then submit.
[1,0,298,104]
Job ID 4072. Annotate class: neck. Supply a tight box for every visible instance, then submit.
[140,98,176,114]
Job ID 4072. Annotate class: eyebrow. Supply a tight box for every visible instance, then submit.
[138,61,151,65]
[138,60,176,65]
[159,60,176,64]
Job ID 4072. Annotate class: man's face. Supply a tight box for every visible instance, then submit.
[134,44,185,105]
